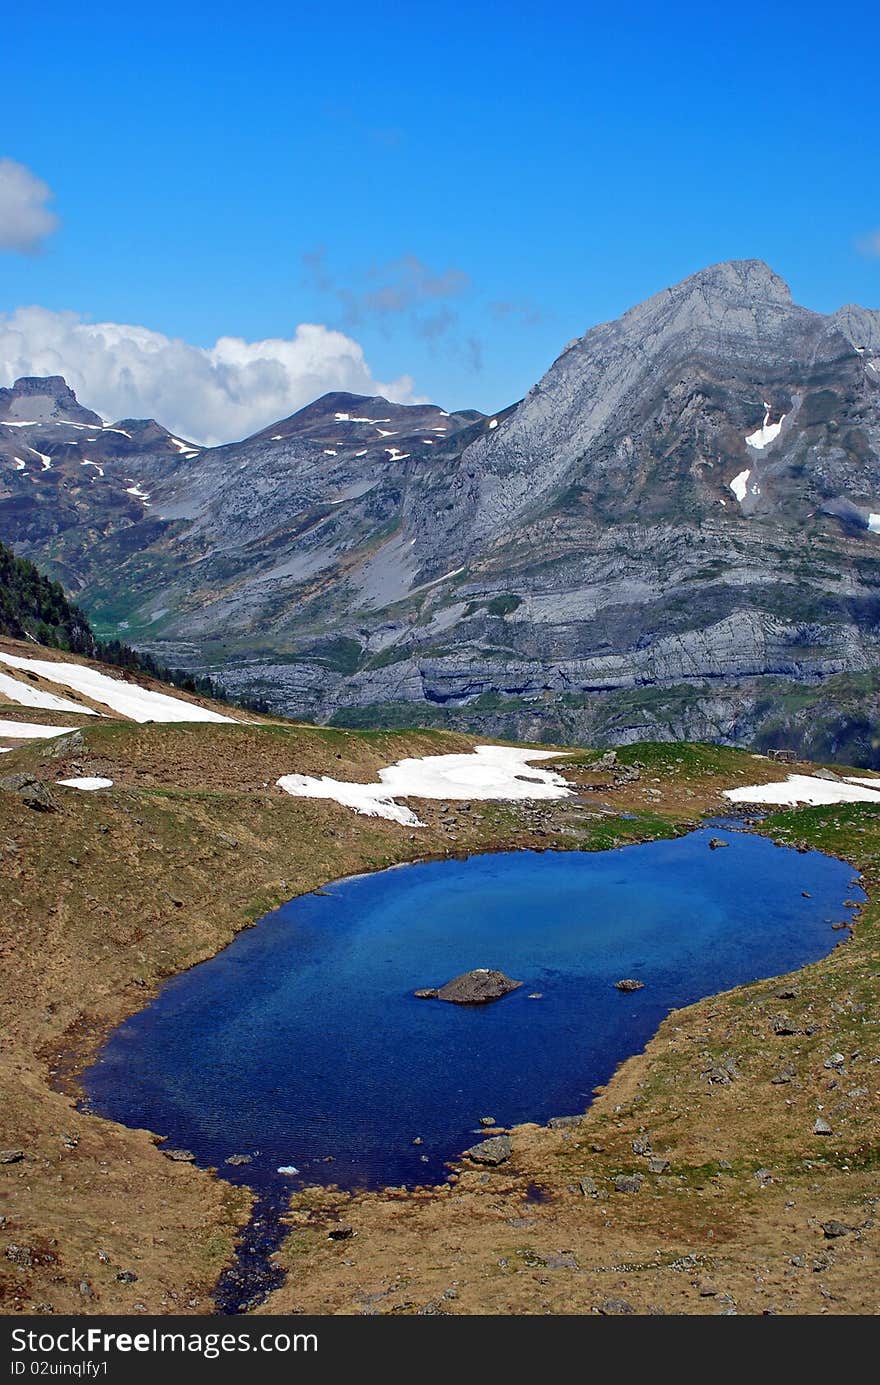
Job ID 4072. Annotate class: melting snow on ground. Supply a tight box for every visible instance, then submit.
[169,437,199,458]
[13,458,26,470]
[0,652,236,724]
[81,459,104,476]
[57,777,114,791]
[0,670,98,715]
[724,774,880,807]
[488,418,498,429]
[125,482,151,503]
[730,468,756,503]
[867,514,880,534]
[277,745,572,827]
[0,720,78,739]
[30,448,52,470]
[745,404,786,450]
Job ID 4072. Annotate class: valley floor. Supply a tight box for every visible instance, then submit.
[1,711,878,1316]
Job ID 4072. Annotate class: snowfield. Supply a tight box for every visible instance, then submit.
[724,774,880,807]
[0,653,236,724]
[0,720,78,739]
[0,669,98,715]
[277,745,572,827]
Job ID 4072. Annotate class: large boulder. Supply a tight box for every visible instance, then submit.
[414,969,523,1005]
[0,774,59,813]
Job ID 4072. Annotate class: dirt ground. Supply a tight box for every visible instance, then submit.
[1,662,878,1316]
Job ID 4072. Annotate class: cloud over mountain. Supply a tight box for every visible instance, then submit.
[0,306,418,443]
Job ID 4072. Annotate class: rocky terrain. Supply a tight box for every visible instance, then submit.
[3,260,880,761]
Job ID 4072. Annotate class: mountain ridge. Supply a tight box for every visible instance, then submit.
[2,258,880,762]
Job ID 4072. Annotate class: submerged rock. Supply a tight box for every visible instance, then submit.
[614,978,645,992]
[415,969,523,1005]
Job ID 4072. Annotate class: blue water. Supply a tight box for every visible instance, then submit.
[83,829,861,1192]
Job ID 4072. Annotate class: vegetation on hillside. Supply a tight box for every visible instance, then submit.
[0,538,268,712]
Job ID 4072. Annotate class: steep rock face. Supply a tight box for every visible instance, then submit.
[1,261,879,762]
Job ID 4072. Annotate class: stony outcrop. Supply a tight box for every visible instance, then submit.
[414,969,523,1005]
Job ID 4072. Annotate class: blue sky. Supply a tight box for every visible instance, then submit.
[1,0,878,439]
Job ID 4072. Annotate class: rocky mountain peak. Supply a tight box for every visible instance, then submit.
[0,374,102,427]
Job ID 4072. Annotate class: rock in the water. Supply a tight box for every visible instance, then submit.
[0,774,59,813]
[418,969,523,1005]
[224,1154,253,1166]
[708,837,729,849]
[464,1135,512,1166]
[413,988,439,999]
[614,978,644,992]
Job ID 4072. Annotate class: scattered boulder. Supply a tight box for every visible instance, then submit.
[598,1297,635,1315]
[0,1150,24,1164]
[814,768,842,782]
[548,1115,583,1130]
[327,1226,356,1241]
[161,1148,196,1162]
[648,1156,670,1174]
[822,1221,856,1239]
[579,1177,599,1197]
[0,774,59,813]
[614,1173,644,1193]
[115,1270,138,1283]
[464,1135,512,1166]
[768,749,797,764]
[614,978,644,992]
[708,837,729,850]
[813,1117,833,1136]
[417,969,523,1005]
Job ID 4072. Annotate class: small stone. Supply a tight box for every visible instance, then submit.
[0,1150,24,1164]
[824,1053,845,1070]
[579,1178,598,1197]
[115,1270,138,1283]
[648,1156,670,1174]
[755,1168,773,1186]
[479,1117,496,1127]
[772,1015,798,1035]
[412,1137,423,1145]
[632,1136,652,1155]
[813,1117,833,1136]
[548,1115,582,1130]
[698,1281,718,1297]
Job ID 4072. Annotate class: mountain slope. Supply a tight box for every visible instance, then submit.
[2,260,880,761]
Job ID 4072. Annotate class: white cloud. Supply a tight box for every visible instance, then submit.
[0,159,59,253]
[0,306,419,444]
[856,230,880,258]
